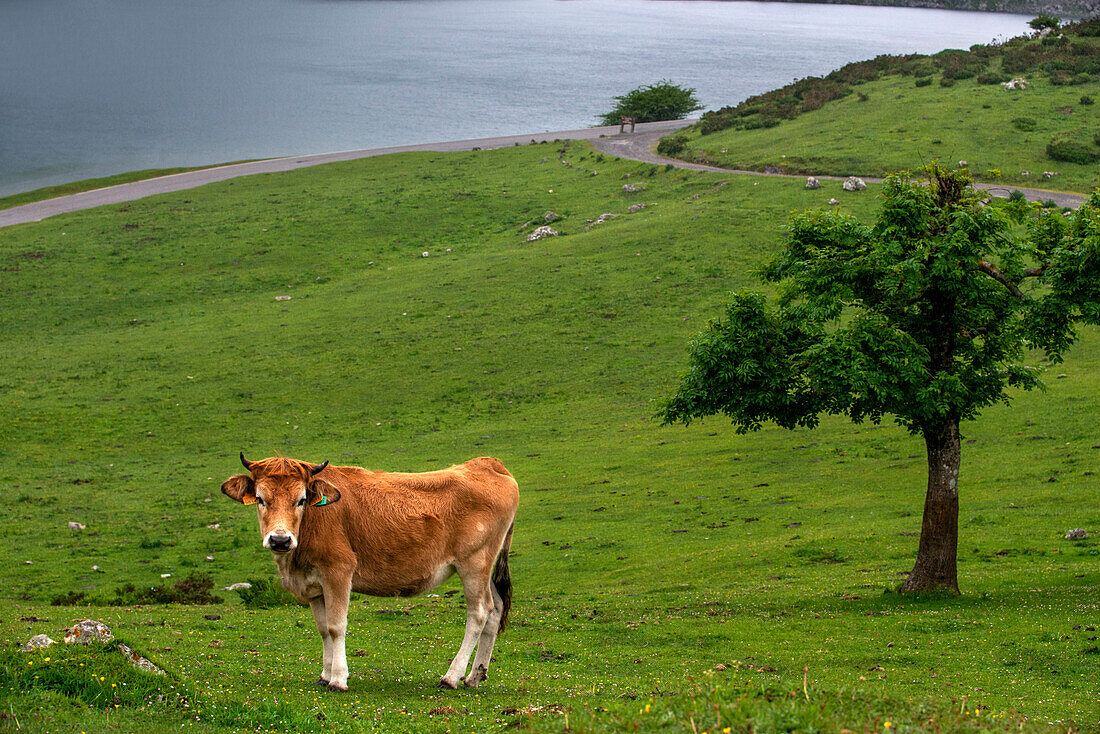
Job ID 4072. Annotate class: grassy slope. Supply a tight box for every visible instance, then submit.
[1,143,1097,733]
[673,35,1100,195]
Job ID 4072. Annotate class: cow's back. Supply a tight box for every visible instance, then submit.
[294,457,516,597]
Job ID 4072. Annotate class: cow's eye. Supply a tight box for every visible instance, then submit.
[297,498,306,507]
[256,497,265,507]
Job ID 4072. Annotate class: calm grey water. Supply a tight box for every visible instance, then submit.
[0,0,1030,196]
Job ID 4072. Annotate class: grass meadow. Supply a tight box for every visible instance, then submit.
[671,36,1100,196]
[1,142,1097,732]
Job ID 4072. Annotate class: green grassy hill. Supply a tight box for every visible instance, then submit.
[2,143,1097,732]
[663,18,1100,195]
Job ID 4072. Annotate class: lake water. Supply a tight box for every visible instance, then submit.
[0,0,1031,196]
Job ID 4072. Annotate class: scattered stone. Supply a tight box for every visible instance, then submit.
[64,619,113,645]
[117,643,165,675]
[622,183,645,193]
[206,523,220,530]
[805,176,821,189]
[1042,171,1058,179]
[828,198,840,205]
[221,582,252,591]
[421,251,430,258]
[583,213,621,232]
[543,211,559,223]
[540,157,547,163]
[274,295,291,301]
[842,176,867,192]
[526,226,558,242]
[627,203,646,213]
[1065,528,1089,540]
[205,556,215,561]
[1021,170,1030,177]
[958,160,968,167]
[1002,78,1028,91]
[203,614,222,621]
[22,634,56,652]
[67,521,86,530]
[764,165,780,174]
[714,663,728,671]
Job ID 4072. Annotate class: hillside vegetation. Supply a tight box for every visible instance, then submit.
[1,143,1098,732]
[662,18,1100,194]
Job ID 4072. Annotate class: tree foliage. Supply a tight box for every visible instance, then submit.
[1029,14,1060,30]
[661,167,1100,592]
[597,81,702,126]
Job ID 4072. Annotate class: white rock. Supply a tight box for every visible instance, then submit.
[274,295,291,301]
[526,226,558,242]
[22,634,57,652]
[627,204,647,213]
[805,176,821,189]
[222,582,253,591]
[421,251,430,257]
[842,176,867,192]
[958,160,968,167]
[1065,528,1089,539]
[828,198,840,205]
[118,643,165,675]
[68,521,86,530]
[64,619,113,645]
[622,184,645,193]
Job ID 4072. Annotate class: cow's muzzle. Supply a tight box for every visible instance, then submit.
[264,531,296,553]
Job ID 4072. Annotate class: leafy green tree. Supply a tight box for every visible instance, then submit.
[1029,14,1060,30]
[660,167,1100,593]
[598,81,702,126]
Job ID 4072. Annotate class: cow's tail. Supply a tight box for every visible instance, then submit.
[492,521,514,634]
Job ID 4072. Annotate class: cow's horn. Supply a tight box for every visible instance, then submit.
[310,460,329,476]
[240,452,254,471]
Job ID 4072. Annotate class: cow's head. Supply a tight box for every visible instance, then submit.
[221,453,341,553]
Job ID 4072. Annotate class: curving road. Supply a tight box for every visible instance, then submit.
[0,119,1087,228]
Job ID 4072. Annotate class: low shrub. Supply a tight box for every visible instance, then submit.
[939,76,956,87]
[914,76,933,87]
[1012,116,1038,131]
[656,134,688,156]
[1081,95,1095,105]
[977,72,1009,84]
[1047,138,1098,163]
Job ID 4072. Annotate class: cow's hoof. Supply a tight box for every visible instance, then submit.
[463,665,487,688]
[437,677,459,690]
[315,678,330,687]
[326,683,349,693]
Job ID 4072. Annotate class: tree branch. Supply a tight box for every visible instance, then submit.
[976,260,1024,298]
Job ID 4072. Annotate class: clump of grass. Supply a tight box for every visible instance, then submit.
[234,577,298,609]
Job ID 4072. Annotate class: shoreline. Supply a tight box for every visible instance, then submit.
[1,118,1088,228]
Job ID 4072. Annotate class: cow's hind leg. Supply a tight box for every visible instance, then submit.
[438,568,492,689]
[462,583,503,688]
[309,597,332,686]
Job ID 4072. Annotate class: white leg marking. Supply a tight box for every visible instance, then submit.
[465,584,504,688]
[440,579,491,689]
[309,598,332,684]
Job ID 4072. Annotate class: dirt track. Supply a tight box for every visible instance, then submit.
[0,119,1087,227]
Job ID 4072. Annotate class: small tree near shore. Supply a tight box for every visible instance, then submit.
[660,167,1100,593]
[598,81,702,126]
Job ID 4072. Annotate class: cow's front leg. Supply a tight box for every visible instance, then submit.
[321,574,353,692]
[309,597,332,686]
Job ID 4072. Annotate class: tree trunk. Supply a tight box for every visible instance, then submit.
[901,418,961,594]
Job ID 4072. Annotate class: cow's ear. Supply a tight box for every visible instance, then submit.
[222,474,257,505]
[308,478,341,507]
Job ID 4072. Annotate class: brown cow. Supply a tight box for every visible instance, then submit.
[221,453,518,691]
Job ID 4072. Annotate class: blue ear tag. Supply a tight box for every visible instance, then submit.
[315,495,328,506]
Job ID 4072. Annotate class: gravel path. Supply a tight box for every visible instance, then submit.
[0,118,1086,227]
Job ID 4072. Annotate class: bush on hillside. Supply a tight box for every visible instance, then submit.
[235,577,298,609]
[1029,14,1060,30]
[597,81,702,126]
[1012,116,1038,131]
[914,76,934,87]
[1046,138,1098,163]
[656,134,688,156]
[1081,95,1095,105]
